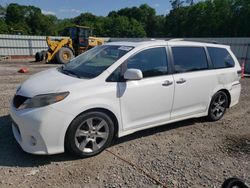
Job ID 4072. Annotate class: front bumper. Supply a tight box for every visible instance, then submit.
[10,104,74,155]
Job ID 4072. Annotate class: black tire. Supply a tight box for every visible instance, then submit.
[222,177,248,188]
[35,52,43,62]
[65,111,115,158]
[41,50,47,60]
[55,47,74,64]
[207,91,229,121]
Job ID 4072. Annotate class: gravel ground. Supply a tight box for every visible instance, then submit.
[0,59,249,188]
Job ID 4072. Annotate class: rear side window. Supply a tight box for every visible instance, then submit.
[126,47,168,78]
[172,47,208,73]
[207,47,235,69]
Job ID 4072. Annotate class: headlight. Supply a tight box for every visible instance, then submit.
[18,92,69,110]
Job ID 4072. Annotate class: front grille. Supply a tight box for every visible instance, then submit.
[13,95,29,108]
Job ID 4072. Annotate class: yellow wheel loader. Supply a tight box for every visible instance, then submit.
[35,26,104,64]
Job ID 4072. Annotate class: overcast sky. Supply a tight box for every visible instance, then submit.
[0,0,175,18]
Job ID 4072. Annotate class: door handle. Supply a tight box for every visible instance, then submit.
[176,78,186,84]
[162,80,173,86]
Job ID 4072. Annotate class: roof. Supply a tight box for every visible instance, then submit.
[167,40,229,48]
[106,40,167,47]
[106,39,229,49]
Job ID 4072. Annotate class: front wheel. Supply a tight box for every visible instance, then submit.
[65,111,115,158]
[207,91,229,121]
[56,47,74,64]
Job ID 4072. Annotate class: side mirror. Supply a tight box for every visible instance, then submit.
[124,69,143,80]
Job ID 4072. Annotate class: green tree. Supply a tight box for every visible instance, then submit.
[166,0,250,37]
[0,18,8,33]
[55,18,74,36]
[108,4,158,37]
[127,18,147,37]
[165,6,189,37]
[5,3,29,34]
[73,13,107,36]
[155,15,166,37]
[0,5,5,16]
[1,1,250,37]
[0,5,8,33]
[170,0,184,9]
[104,16,146,37]
[139,4,157,37]
[5,3,58,35]
[187,0,195,6]
[182,1,216,37]
[230,0,250,36]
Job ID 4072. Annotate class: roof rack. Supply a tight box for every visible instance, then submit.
[168,38,220,44]
[114,38,165,42]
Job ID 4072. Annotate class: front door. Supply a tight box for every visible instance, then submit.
[118,47,174,130]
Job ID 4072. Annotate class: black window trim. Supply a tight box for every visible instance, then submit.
[206,46,235,70]
[106,46,171,82]
[169,45,213,74]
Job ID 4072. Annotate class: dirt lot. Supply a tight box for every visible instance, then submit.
[0,59,249,188]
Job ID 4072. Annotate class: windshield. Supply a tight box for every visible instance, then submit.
[59,45,133,79]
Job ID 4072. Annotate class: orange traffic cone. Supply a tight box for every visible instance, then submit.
[241,61,245,79]
[18,67,29,73]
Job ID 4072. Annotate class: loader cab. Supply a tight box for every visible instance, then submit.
[62,26,93,55]
[68,26,92,47]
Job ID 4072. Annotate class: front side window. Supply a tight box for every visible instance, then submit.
[125,47,168,78]
[59,45,133,79]
[172,47,208,73]
[207,47,235,69]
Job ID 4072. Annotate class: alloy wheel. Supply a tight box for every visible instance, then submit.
[74,117,109,153]
[211,93,227,118]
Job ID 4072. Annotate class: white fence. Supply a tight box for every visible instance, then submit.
[0,34,67,56]
[0,34,249,73]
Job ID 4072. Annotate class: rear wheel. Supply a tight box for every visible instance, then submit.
[65,111,115,158]
[35,52,43,62]
[56,47,74,64]
[207,91,228,121]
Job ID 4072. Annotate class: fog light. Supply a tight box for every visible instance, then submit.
[30,136,37,146]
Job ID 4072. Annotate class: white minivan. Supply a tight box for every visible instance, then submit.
[10,40,241,157]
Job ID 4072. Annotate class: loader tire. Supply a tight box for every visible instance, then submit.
[56,47,74,64]
[35,52,43,62]
[41,50,47,58]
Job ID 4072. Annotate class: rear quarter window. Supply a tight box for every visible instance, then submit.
[207,47,235,69]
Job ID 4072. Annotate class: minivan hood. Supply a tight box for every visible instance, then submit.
[17,68,84,97]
